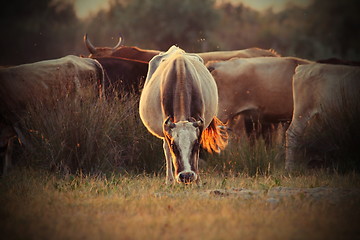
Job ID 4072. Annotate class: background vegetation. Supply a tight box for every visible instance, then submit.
[1,0,360,65]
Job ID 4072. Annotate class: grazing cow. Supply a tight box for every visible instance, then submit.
[94,57,149,97]
[139,46,228,184]
[84,34,160,62]
[0,55,104,174]
[197,47,280,64]
[285,63,360,170]
[207,56,312,138]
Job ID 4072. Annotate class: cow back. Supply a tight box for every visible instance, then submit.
[0,55,102,122]
[94,57,149,96]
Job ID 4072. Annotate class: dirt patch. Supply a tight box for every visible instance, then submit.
[154,186,360,206]
[206,187,360,204]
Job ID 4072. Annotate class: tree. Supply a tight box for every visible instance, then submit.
[1,0,81,65]
[88,0,219,52]
[304,0,360,60]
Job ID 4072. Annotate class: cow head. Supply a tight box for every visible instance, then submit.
[163,117,204,184]
[84,34,123,58]
[84,34,160,62]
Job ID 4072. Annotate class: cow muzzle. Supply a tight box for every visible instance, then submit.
[176,171,197,184]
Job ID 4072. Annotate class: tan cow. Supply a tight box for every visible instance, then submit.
[0,55,104,174]
[207,56,313,138]
[285,63,360,170]
[197,47,280,64]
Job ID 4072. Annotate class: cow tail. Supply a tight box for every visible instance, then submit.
[200,116,228,153]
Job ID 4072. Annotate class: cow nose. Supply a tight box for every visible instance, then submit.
[178,171,196,184]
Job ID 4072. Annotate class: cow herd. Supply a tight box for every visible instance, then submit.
[1,34,359,183]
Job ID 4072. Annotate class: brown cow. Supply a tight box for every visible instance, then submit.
[197,48,280,64]
[207,56,313,138]
[84,34,160,62]
[0,55,104,174]
[285,63,360,170]
[94,57,149,97]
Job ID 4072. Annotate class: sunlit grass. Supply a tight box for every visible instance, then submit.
[0,168,359,240]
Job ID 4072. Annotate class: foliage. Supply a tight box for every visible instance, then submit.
[2,0,360,65]
[96,0,219,52]
[304,0,360,59]
[0,0,81,65]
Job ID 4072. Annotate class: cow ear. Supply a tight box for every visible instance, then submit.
[207,66,215,73]
[193,118,204,128]
[188,117,196,122]
[164,116,175,129]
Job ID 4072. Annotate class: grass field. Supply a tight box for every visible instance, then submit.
[0,168,360,240]
[1,91,360,240]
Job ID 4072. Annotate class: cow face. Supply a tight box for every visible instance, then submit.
[163,118,203,184]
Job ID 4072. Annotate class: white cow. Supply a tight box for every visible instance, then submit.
[285,63,360,170]
[139,46,228,184]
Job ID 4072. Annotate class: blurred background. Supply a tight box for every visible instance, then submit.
[1,0,359,65]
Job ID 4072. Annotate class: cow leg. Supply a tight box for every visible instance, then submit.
[1,125,16,175]
[228,114,247,139]
[285,118,308,171]
[163,140,174,184]
[14,124,33,151]
[194,155,202,186]
[0,140,7,175]
[3,137,15,175]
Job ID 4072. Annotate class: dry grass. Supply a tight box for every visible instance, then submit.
[16,92,164,174]
[0,168,359,240]
[202,124,287,177]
